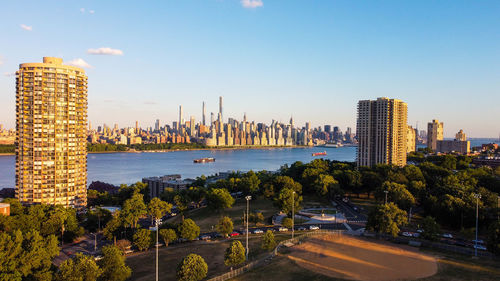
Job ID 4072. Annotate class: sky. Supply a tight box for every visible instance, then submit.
[0,0,499,138]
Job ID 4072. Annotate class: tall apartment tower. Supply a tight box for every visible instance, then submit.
[15,57,88,208]
[202,101,206,126]
[219,96,223,123]
[178,105,183,132]
[356,97,408,167]
[427,119,443,151]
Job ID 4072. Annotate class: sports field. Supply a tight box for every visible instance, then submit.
[288,235,437,281]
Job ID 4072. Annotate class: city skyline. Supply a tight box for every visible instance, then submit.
[0,1,499,137]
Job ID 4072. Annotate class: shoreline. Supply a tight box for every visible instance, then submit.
[0,145,322,156]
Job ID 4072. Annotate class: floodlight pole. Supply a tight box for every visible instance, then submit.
[384,190,389,205]
[156,218,160,281]
[474,193,481,257]
[292,191,296,240]
[245,196,252,260]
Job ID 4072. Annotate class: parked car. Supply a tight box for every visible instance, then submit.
[252,229,263,234]
[278,227,288,232]
[297,226,306,231]
[401,232,413,237]
[412,232,420,238]
[199,235,211,241]
[229,231,240,237]
[309,225,320,230]
[416,229,424,233]
[442,233,453,239]
[472,239,485,244]
[473,244,487,251]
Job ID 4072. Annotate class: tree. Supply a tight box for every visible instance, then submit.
[174,194,189,220]
[147,197,172,225]
[133,229,152,251]
[377,181,415,210]
[420,216,440,241]
[55,253,102,281]
[121,192,147,229]
[216,216,234,237]
[487,221,500,255]
[178,219,200,240]
[366,203,408,237]
[207,188,235,211]
[159,229,177,246]
[313,174,339,197]
[224,240,246,268]
[261,230,276,250]
[176,254,208,281]
[98,245,132,281]
[248,212,265,225]
[281,217,293,229]
[275,188,302,214]
[0,230,59,281]
[103,212,123,242]
[240,171,261,194]
[272,176,302,194]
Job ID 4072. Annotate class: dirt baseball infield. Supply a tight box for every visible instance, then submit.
[287,235,438,281]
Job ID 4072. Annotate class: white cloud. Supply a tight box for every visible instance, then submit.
[67,58,92,69]
[80,8,85,13]
[20,24,32,31]
[3,72,16,77]
[89,10,95,14]
[0,55,4,65]
[87,47,124,56]
[241,0,263,8]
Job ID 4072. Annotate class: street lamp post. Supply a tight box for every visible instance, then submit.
[497,196,500,222]
[292,191,296,240]
[155,218,160,281]
[245,196,252,260]
[384,190,389,205]
[474,193,481,257]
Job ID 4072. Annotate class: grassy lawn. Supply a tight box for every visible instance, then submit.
[230,255,340,281]
[302,194,332,208]
[418,248,500,281]
[126,233,293,281]
[166,197,279,232]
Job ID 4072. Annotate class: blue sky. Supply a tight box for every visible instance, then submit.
[0,0,498,137]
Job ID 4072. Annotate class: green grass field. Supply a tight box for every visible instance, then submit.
[126,234,293,280]
[166,197,279,232]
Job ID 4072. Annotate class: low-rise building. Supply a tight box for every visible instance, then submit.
[143,174,194,198]
[436,140,470,154]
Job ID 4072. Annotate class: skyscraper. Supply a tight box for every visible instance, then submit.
[356,97,408,167]
[190,116,195,137]
[219,96,223,122]
[15,57,87,208]
[202,101,206,126]
[155,119,160,132]
[427,119,443,151]
[179,105,183,132]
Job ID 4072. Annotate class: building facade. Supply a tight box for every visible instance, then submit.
[15,57,87,208]
[356,97,408,167]
[427,119,443,151]
[406,125,416,154]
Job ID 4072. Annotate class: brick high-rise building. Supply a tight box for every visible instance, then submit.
[356,97,408,167]
[15,57,88,208]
